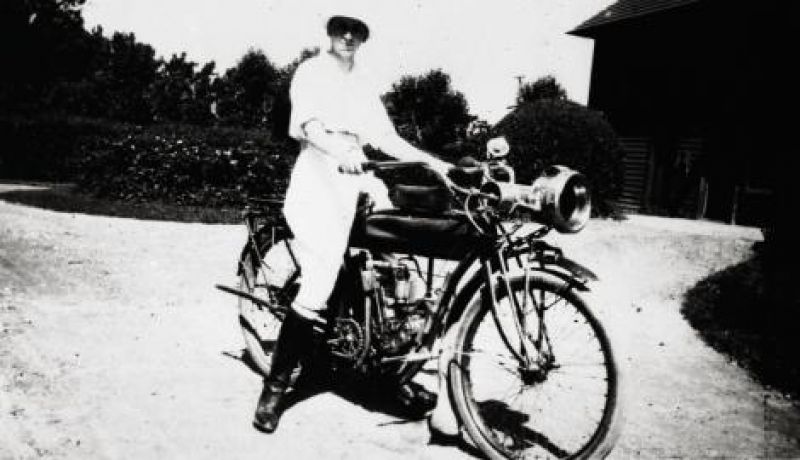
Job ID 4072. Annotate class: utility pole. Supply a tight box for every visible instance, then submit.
[508,75,526,110]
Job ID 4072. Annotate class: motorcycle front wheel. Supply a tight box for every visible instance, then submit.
[449,271,622,460]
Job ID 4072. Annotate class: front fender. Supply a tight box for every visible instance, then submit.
[538,257,598,291]
[558,257,598,283]
[513,240,598,290]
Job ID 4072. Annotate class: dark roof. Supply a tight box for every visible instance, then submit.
[569,0,703,36]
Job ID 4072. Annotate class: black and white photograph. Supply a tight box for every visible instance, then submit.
[1,0,795,458]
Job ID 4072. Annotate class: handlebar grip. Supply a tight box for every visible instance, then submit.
[337,162,376,173]
[367,161,428,170]
[338,161,427,173]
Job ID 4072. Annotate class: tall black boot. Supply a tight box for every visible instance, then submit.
[252,312,314,433]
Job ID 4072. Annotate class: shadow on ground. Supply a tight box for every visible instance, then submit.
[680,251,800,399]
[0,183,239,223]
[226,346,484,459]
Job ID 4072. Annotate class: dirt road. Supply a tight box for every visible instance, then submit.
[2,186,799,459]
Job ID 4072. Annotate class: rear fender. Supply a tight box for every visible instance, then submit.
[236,226,291,276]
[237,228,268,276]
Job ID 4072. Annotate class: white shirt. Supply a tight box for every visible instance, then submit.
[288,52,396,149]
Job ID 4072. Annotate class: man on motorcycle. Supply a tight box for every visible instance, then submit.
[253,11,453,434]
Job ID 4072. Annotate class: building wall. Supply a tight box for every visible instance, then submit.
[583,2,775,224]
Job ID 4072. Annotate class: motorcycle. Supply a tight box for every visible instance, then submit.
[216,138,622,459]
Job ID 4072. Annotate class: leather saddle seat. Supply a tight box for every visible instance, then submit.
[349,185,486,260]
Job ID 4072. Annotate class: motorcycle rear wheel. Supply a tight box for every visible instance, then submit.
[237,231,297,379]
[449,271,622,460]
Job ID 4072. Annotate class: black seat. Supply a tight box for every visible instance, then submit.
[349,209,487,260]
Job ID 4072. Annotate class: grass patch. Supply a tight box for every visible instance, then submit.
[0,183,242,224]
[681,254,800,399]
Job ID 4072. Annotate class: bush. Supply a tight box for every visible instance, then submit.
[0,114,128,181]
[76,123,297,208]
[493,100,625,218]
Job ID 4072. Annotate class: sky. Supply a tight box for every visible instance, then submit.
[82,0,615,124]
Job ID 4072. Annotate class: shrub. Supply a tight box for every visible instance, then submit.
[493,100,625,218]
[76,123,297,208]
[0,114,128,181]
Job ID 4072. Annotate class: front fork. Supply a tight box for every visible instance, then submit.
[484,250,554,372]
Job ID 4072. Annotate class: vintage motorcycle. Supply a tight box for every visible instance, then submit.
[217,138,622,459]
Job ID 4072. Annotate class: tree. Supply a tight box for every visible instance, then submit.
[383,70,474,158]
[516,75,567,106]
[150,53,217,125]
[185,62,218,125]
[150,53,198,122]
[93,31,160,123]
[214,49,281,128]
[0,0,92,109]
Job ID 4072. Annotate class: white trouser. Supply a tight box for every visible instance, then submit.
[282,146,391,312]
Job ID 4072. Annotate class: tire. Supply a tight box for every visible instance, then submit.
[238,232,297,379]
[449,271,622,459]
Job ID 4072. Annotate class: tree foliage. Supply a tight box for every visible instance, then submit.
[383,70,474,158]
[95,31,161,123]
[0,1,301,129]
[1,0,474,149]
[150,54,217,125]
[212,49,281,128]
[516,75,567,105]
[0,0,91,108]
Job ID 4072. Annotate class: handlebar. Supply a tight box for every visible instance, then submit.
[349,160,491,176]
[338,160,427,174]
[343,160,502,202]
[344,160,545,216]
[339,160,555,235]
[362,161,428,172]
[369,161,483,195]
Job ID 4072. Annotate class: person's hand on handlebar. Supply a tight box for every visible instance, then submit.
[337,146,365,175]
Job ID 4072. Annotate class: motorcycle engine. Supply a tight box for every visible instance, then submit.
[361,254,432,355]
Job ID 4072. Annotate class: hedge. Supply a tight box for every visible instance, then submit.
[0,114,128,181]
[76,123,297,208]
[3,106,627,220]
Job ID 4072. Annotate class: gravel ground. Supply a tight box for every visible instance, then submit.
[2,184,799,459]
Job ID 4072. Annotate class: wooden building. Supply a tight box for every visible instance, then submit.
[569,0,782,225]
